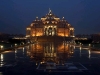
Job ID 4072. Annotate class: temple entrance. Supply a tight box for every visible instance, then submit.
[44,26,57,36]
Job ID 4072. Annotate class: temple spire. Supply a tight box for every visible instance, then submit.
[49,8,52,13]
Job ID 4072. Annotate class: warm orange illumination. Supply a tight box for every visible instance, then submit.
[31,24,33,26]
[26,9,75,41]
[70,28,74,30]
[32,34,35,36]
[43,22,46,24]
[55,22,57,24]
[58,33,64,36]
[36,33,43,36]
[27,28,31,30]
[52,21,54,23]
[26,35,30,37]
[54,18,60,21]
[65,35,68,37]
[57,43,69,52]
[47,21,49,23]
[68,24,70,26]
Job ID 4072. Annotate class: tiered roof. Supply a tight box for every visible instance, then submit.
[27,9,74,28]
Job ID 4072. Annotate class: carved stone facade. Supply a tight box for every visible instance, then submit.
[26,9,74,42]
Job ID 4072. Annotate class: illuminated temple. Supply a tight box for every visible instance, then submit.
[26,9,75,42]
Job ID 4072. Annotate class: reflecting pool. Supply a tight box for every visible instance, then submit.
[0,42,100,75]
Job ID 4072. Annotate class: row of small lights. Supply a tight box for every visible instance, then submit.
[79,42,91,46]
[14,42,25,46]
[0,42,25,50]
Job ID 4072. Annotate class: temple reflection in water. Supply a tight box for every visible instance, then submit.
[27,42,74,64]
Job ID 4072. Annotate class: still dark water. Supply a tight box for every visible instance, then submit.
[1,42,100,75]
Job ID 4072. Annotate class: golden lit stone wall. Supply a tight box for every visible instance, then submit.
[57,28,64,36]
[69,28,74,36]
[26,26,71,37]
[26,28,31,37]
[26,30,30,35]
[57,28,69,36]
[35,28,43,36]
[26,10,74,38]
[65,29,69,37]
[31,29,35,36]
[31,28,43,36]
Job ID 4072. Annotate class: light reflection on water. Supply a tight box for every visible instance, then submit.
[28,42,74,64]
[1,42,100,67]
[0,54,4,67]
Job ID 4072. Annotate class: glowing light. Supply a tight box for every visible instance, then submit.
[41,62,43,64]
[23,47,25,53]
[15,49,17,53]
[0,45,3,49]
[74,46,75,49]
[62,17,64,19]
[0,63,3,67]
[27,28,31,30]
[54,26,56,28]
[13,37,27,39]
[26,35,30,37]
[66,35,68,37]
[88,50,91,58]
[47,21,49,23]
[89,44,91,46]
[80,47,82,50]
[1,54,3,61]
[55,22,57,24]
[70,28,74,30]
[45,26,47,28]
[32,34,35,36]
[89,50,91,55]
[52,21,54,23]
[15,44,17,46]
[36,16,38,18]
[68,24,70,26]
[71,51,74,53]
[31,24,33,26]
[36,63,38,65]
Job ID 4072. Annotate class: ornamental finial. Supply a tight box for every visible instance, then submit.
[49,8,51,13]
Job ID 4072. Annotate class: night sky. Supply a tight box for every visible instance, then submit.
[0,0,100,35]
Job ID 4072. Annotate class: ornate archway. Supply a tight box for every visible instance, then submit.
[44,26,57,36]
